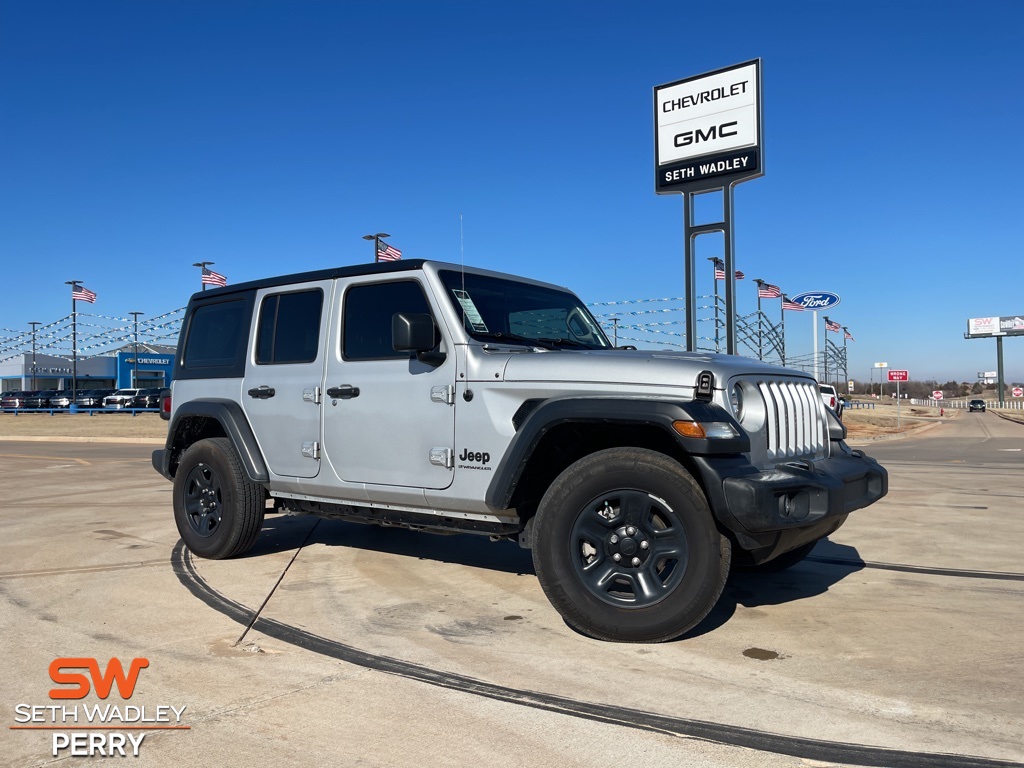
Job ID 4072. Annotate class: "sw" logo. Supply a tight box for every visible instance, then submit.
[48,658,150,700]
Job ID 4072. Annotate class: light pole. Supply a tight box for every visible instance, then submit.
[610,317,620,347]
[362,233,391,262]
[28,321,40,390]
[192,261,215,291]
[129,312,144,387]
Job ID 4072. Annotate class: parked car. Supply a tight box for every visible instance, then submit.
[129,388,165,409]
[968,399,986,412]
[75,388,116,408]
[47,390,76,408]
[1,390,36,409]
[819,384,844,419]
[103,388,142,409]
[24,390,60,408]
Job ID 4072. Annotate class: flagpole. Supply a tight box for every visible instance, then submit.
[780,295,786,367]
[754,280,764,361]
[707,258,719,353]
[842,326,850,391]
[65,280,81,402]
[192,261,214,292]
[363,232,390,263]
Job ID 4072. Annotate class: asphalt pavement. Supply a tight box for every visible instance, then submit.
[1,413,1021,767]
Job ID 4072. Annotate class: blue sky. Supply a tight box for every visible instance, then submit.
[1,0,1021,384]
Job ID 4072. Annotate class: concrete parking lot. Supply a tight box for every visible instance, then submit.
[1,413,1022,767]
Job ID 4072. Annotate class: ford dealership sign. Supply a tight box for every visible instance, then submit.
[789,291,841,310]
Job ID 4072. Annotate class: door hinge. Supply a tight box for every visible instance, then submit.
[303,386,322,405]
[301,441,320,460]
[430,385,455,405]
[429,447,453,469]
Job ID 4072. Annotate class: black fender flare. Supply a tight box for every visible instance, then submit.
[484,397,747,510]
[155,399,269,483]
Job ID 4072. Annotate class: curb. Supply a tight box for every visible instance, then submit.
[846,419,945,446]
[0,435,164,445]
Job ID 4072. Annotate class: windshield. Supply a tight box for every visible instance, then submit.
[438,270,611,350]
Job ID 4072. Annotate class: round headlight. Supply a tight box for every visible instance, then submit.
[730,383,744,420]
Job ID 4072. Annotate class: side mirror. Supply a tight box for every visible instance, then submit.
[392,313,445,365]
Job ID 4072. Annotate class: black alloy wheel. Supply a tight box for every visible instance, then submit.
[532,447,731,643]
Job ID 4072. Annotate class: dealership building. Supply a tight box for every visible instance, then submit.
[0,345,176,392]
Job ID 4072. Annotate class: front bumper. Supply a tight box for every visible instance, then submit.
[693,443,887,562]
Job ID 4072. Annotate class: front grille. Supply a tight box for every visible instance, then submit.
[756,380,828,461]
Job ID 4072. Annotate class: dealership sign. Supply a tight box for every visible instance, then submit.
[654,60,763,193]
[966,315,1024,338]
[789,291,842,311]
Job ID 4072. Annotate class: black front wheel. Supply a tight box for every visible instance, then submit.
[531,448,730,642]
[172,437,265,559]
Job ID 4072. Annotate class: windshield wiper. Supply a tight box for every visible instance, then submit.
[533,337,593,349]
[475,332,555,349]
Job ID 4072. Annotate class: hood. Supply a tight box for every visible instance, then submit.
[501,348,807,390]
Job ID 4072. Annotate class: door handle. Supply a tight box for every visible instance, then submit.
[247,385,276,399]
[326,385,360,399]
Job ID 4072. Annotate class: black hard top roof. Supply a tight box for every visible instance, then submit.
[188,259,428,303]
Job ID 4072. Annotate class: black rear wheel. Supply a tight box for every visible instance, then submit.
[532,448,730,642]
[173,438,265,559]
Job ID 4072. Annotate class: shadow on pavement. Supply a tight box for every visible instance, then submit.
[246,516,863,639]
[683,538,863,639]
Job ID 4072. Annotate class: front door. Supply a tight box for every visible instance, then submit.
[322,277,456,490]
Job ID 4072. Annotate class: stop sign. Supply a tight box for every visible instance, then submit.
[932,391,943,400]
[1014,387,1023,398]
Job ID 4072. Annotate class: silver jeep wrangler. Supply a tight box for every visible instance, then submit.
[153,259,887,642]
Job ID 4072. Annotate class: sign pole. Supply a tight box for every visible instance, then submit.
[683,196,697,351]
[996,336,1005,404]
[812,310,819,381]
[723,183,738,355]
[897,379,901,430]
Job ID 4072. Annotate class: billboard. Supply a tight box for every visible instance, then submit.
[966,315,1024,338]
[654,60,762,194]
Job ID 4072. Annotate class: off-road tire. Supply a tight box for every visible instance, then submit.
[531,447,730,642]
[173,437,265,559]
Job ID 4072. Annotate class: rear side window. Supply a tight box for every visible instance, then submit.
[182,299,247,368]
[343,281,432,360]
[256,289,324,364]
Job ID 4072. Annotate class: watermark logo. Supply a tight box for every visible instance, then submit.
[11,657,189,758]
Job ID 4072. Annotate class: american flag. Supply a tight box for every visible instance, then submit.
[757,282,782,299]
[826,319,841,333]
[377,241,402,262]
[845,330,855,341]
[713,259,744,280]
[782,296,804,311]
[202,268,228,287]
[71,285,97,303]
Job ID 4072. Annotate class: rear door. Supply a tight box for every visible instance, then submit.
[241,280,331,478]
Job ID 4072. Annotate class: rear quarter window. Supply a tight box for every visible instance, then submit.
[176,294,253,379]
